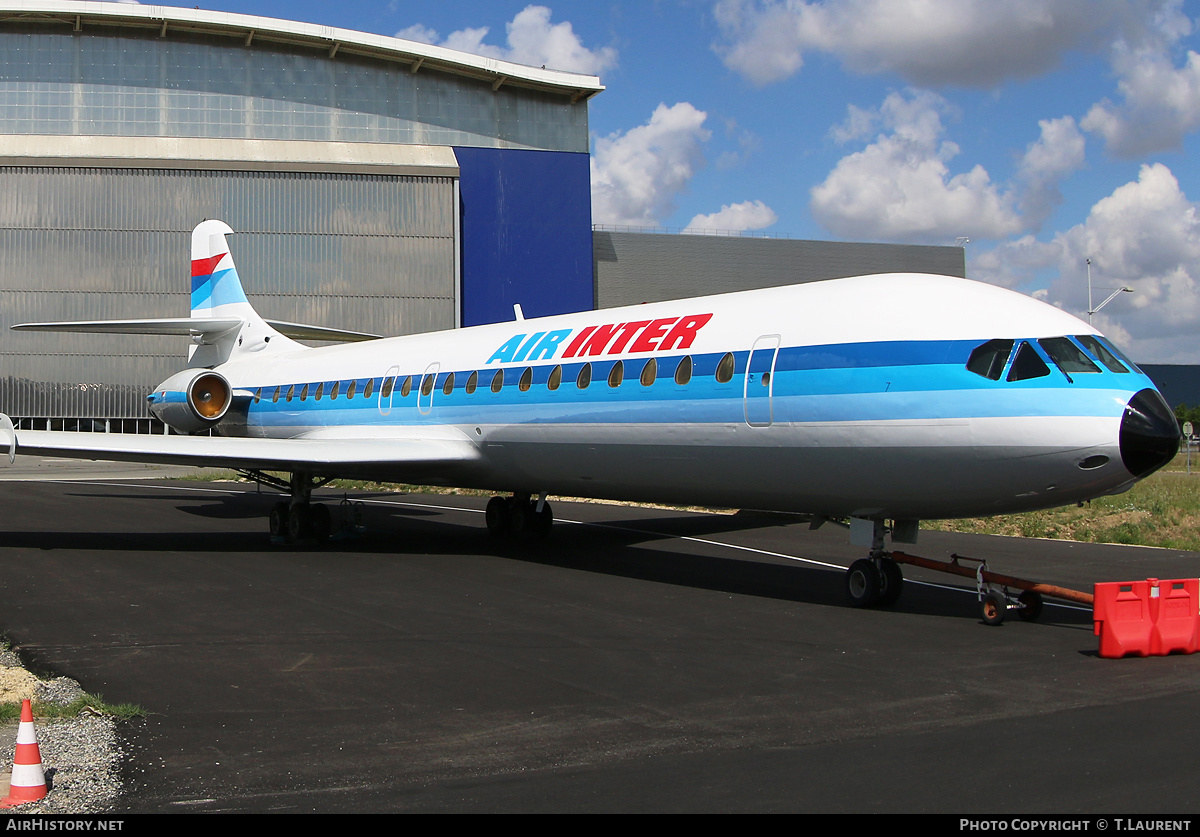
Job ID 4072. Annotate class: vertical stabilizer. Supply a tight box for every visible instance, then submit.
[188,220,298,366]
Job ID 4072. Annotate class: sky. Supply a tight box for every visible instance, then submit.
[111,1,1200,362]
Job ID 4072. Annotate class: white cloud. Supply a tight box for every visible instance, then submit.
[396,6,616,74]
[685,200,778,233]
[1016,116,1087,226]
[713,0,1152,88]
[591,103,712,227]
[978,163,1200,362]
[1082,4,1200,156]
[811,90,1023,243]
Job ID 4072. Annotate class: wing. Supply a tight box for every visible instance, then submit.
[0,418,482,483]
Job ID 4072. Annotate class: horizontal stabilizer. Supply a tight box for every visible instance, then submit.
[12,317,243,337]
[12,318,379,343]
[263,320,380,343]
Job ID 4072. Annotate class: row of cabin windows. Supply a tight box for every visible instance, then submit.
[966,335,1136,383]
[252,352,740,404]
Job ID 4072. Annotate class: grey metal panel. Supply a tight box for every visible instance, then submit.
[0,31,590,152]
[593,231,967,309]
[0,166,456,419]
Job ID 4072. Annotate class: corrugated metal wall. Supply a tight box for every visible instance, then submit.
[0,166,456,420]
[593,231,967,309]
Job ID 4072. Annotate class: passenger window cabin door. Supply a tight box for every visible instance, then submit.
[744,334,780,427]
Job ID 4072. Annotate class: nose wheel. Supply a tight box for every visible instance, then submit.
[844,556,904,607]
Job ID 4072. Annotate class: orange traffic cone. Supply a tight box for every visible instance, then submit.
[1,699,46,806]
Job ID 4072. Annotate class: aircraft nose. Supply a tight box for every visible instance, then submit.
[1119,388,1181,478]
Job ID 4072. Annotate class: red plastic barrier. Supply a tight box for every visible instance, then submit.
[1093,578,1200,658]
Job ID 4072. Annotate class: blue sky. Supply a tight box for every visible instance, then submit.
[129,2,1200,362]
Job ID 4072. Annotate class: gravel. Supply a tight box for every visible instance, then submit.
[0,649,124,814]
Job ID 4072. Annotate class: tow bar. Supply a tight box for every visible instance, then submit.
[890,551,1094,626]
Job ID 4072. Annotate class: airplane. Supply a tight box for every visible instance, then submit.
[0,220,1182,609]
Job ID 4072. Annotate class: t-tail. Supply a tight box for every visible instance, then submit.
[187,220,299,367]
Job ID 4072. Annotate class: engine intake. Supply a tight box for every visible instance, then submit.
[147,370,232,434]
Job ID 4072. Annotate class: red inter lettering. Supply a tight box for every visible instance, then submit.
[629,317,679,353]
[579,323,624,356]
[659,313,713,351]
[562,325,598,359]
[607,320,651,354]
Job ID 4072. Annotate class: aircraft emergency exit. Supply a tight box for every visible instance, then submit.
[0,220,1181,608]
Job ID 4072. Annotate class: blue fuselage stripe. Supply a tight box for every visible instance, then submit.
[232,339,1148,431]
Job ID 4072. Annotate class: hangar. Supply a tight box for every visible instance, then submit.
[0,1,964,430]
[0,0,599,427]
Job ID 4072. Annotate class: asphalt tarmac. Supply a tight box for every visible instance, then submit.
[0,476,1198,813]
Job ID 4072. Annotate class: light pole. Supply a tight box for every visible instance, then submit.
[1086,258,1133,325]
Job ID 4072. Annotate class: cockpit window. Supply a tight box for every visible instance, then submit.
[1038,337,1100,375]
[966,339,1014,380]
[1007,342,1051,382]
[1075,335,1130,373]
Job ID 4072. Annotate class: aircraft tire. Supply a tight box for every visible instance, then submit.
[982,592,1007,626]
[485,496,509,536]
[845,559,881,607]
[287,503,308,543]
[269,502,289,538]
[877,558,904,607]
[507,498,530,536]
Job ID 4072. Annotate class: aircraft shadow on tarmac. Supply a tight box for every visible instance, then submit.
[24,486,1093,628]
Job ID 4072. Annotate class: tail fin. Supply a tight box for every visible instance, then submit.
[188,220,298,366]
[191,220,251,319]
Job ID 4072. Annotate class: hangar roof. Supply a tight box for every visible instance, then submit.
[0,0,605,102]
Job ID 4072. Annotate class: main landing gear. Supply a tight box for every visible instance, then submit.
[485,492,553,539]
[242,471,337,543]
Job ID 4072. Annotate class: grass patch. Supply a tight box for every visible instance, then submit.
[0,694,143,722]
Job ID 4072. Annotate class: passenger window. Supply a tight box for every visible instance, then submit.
[272,387,280,403]
[315,383,324,401]
[491,369,504,393]
[1075,335,1130,373]
[547,365,562,391]
[364,378,375,398]
[966,339,1014,380]
[465,371,478,394]
[286,385,295,402]
[577,363,591,389]
[330,381,340,400]
[519,367,533,392]
[442,372,455,396]
[608,360,624,388]
[1007,342,1051,382]
[675,356,692,385]
[421,374,435,396]
[381,377,394,398]
[400,376,412,397]
[640,358,656,386]
[253,388,261,403]
[1039,337,1100,375]
[716,352,735,384]
[300,384,308,401]
[347,380,357,399]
